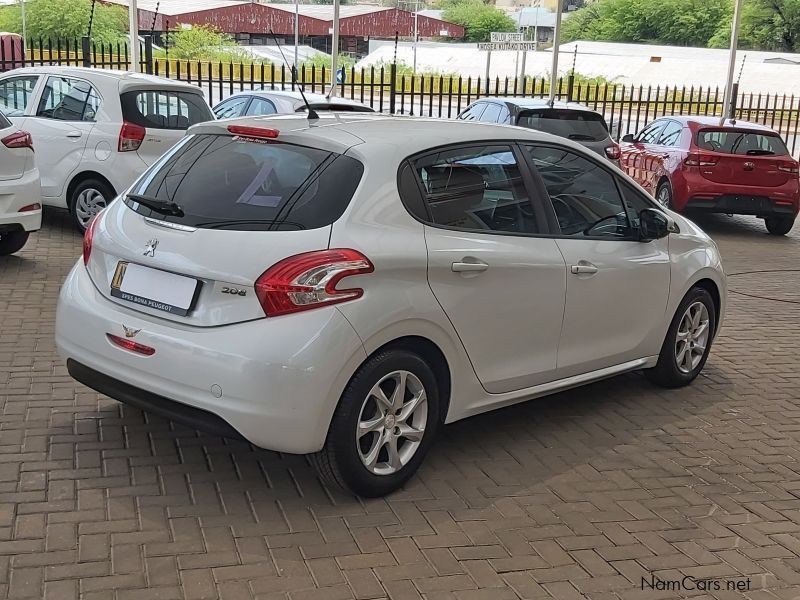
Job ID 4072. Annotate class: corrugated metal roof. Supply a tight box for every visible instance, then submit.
[106,0,390,19]
[263,3,390,19]
[105,0,254,15]
[510,7,558,28]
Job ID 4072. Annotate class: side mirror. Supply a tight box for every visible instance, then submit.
[639,208,671,241]
[621,133,635,143]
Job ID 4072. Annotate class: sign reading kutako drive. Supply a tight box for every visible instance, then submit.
[478,41,538,51]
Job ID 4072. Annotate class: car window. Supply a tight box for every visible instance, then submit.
[459,103,486,122]
[636,120,666,145]
[213,96,249,119]
[525,145,633,238]
[36,77,100,122]
[244,97,277,116]
[517,109,609,142]
[479,103,502,123]
[697,129,789,156]
[0,109,10,129]
[0,75,38,117]
[498,105,511,124]
[412,145,540,235]
[657,121,683,147]
[121,90,213,130]
[619,181,655,229]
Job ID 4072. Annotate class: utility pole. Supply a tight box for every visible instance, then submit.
[722,0,744,119]
[413,0,419,74]
[327,0,340,98]
[547,0,563,104]
[129,0,140,72]
[19,0,26,48]
[294,0,299,72]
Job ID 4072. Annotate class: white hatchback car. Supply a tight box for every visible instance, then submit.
[0,110,40,255]
[0,67,214,231]
[55,115,726,497]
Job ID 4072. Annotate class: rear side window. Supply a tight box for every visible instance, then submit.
[37,77,100,121]
[125,134,364,231]
[517,109,609,142]
[0,75,38,116]
[0,110,10,128]
[121,90,213,130]
[697,129,789,156]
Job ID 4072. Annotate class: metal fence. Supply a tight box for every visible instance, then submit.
[4,37,800,154]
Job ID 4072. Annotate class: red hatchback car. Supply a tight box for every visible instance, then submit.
[620,117,799,235]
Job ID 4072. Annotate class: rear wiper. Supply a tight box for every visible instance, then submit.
[567,133,596,141]
[746,149,775,156]
[195,219,306,230]
[127,193,185,217]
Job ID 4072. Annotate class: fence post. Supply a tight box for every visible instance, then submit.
[389,62,397,115]
[728,81,739,119]
[143,36,154,74]
[566,73,575,103]
[81,36,91,68]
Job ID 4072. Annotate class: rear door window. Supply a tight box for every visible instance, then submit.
[479,103,502,123]
[36,77,100,121]
[0,75,38,116]
[125,133,364,231]
[245,97,277,116]
[121,90,213,130]
[697,129,789,156]
[213,96,249,119]
[657,120,683,146]
[517,109,609,142]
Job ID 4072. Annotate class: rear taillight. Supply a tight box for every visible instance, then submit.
[106,334,155,356]
[118,121,145,152]
[2,130,33,151]
[83,212,101,265]
[19,203,41,212]
[255,249,374,317]
[778,160,799,174]
[604,144,621,160]
[685,153,718,167]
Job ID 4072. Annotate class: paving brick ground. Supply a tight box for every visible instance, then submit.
[1,208,800,600]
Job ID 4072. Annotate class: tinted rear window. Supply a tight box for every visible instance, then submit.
[697,129,789,156]
[517,109,609,142]
[125,133,364,231]
[120,90,213,130]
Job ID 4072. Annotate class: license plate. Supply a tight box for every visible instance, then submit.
[111,262,200,316]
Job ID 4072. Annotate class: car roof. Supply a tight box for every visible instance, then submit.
[477,97,601,114]
[4,66,203,93]
[225,89,369,107]
[660,115,778,133]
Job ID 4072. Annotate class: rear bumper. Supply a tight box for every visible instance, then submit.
[0,168,42,232]
[673,170,799,216]
[55,261,368,454]
[685,194,798,218]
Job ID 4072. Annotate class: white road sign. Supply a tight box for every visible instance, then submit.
[478,42,538,51]
[490,32,523,43]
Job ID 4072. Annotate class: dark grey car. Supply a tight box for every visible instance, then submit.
[457,98,620,165]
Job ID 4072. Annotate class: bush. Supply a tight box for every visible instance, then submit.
[441,0,517,43]
[168,25,267,63]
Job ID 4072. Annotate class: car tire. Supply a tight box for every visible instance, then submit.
[69,178,114,233]
[655,181,673,210]
[0,229,30,256]
[764,216,795,236]
[311,349,440,497]
[645,286,716,389]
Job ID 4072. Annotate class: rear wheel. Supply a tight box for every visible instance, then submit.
[765,216,795,236]
[311,349,440,497]
[70,178,114,233]
[646,286,716,388]
[0,229,29,255]
[655,181,673,210]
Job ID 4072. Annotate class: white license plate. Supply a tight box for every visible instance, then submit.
[111,262,200,316]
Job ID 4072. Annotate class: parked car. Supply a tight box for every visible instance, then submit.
[0,109,41,255]
[212,90,374,119]
[0,67,215,231]
[56,114,726,497]
[620,117,799,235]
[457,98,620,164]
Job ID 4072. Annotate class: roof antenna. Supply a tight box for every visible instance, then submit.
[269,29,319,120]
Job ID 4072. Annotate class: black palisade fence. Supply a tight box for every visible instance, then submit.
[3,38,800,155]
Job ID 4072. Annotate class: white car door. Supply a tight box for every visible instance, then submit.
[24,76,97,199]
[411,144,568,394]
[523,144,671,378]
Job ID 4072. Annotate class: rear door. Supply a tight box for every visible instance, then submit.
[620,119,667,194]
[119,89,214,166]
[0,112,31,181]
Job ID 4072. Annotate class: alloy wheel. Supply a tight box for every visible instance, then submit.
[356,370,428,476]
[74,188,107,229]
[657,186,671,207]
[675,301,710,374]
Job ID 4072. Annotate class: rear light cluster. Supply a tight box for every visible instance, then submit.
[255,249,373,317]
[118,121,145,152]
[604,143,621,160]
[106,334,156,356]
[227,125,280,139]
[1,130,33,150]
[685,153,719,167]
[19,203,41,213]
[83,211,101,265]
[778,160,800,174]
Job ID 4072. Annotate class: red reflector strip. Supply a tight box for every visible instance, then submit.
[227,125,279,139]
[106,334,156,356]
[19,203,41,212]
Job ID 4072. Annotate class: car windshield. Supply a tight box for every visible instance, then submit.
[517,109,609,141]
[120,90,214,130]
[696,129,789,156]
[124,133,364,231]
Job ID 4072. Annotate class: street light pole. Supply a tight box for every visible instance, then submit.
[413,0,418,74]
[547,0,563,104]
[19,0,26,48]
[723,0,744,119]
[294,0,299,73]
[129,0,140,72]
[327,0,340,98]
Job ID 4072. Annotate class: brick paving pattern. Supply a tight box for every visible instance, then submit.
[1,209,800,599]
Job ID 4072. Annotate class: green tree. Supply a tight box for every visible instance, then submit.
[0,0,127,44]
[442,0,516,42]
[710,0,800,51]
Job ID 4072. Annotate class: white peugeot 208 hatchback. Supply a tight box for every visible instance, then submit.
[55,114,726,497]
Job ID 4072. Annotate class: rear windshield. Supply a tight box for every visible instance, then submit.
[517,109,609,142]
[125,133,364,231]
[697,129,789,156]
[0,110,10,129]
[120,90,213,130]
[301,103,374,113]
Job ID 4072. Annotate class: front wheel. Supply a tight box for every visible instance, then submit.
[0,229,30,255]
[646,286,716,388]
[69,178,114,233]
[311,349,440,497]
[765,216,795,236]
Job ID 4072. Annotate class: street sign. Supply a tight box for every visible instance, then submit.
[478,42,537,51]
[490,32,523,43]
[336,67,346,84]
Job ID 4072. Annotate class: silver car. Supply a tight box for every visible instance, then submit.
[213,90,375,119]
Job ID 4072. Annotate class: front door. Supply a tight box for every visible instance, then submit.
[411,144,568,394]
[524,144,671,377]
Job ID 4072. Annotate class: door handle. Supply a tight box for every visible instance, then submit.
[571,263,598,275]
[452,260,489,273]
[66,131,82,139]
